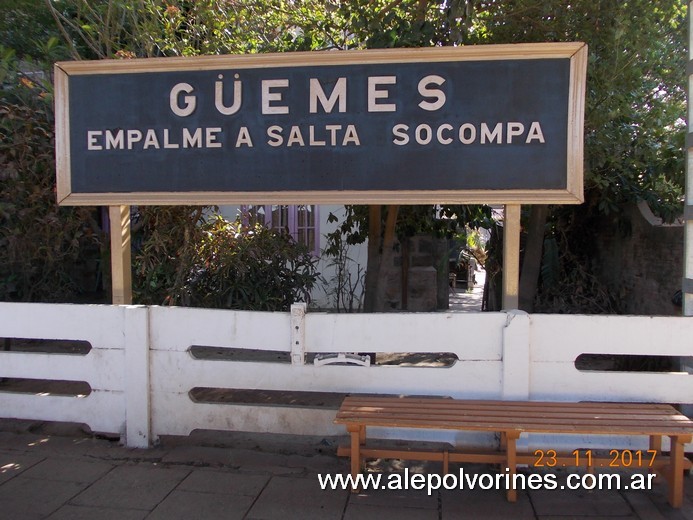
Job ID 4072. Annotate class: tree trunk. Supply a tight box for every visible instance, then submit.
[364,205,400,312]
[374,205,400,311]
[518,205,548,312]
[363,205,382,312]
[401,237,410,310]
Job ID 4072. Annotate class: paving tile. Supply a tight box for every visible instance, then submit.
[20,457,114,483]
[442,488,535,519]
[349,486,439,510]
[70,464,190,511]
[82,443,168,463]
[0,476,88,519]
[0,452,44,484]
[178,469,269,496]
[0,431,49,453]
[286,453,347,473]
[537,517,636,519]
[623,490,667,520]
[147,490,255,520]
[46,504,149,520]
[636,489,693,520]
[226,448,299,473]
[345,503,439,520]
[21,435,106,457]
[246,475,349,520]
[162,445,237,467]
[530,487,632,516]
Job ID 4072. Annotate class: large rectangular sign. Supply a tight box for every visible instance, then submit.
[55,43,587,205]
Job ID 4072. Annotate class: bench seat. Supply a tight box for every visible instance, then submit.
[335,396,693,507]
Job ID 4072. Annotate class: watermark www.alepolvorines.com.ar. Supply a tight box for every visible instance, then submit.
[318,467,657,495]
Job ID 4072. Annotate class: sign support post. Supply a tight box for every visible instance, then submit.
[109,205,132,305]
[502,204,521,310]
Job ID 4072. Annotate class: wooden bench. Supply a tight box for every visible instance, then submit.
[335,396,693,508]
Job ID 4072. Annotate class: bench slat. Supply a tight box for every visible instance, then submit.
[338,397,676,414]
[337,409,691,426]
[341,396,674,407]
[335,397,693,436]
[338,407,685,422]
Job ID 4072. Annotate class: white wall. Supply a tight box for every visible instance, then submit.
[1,302,693,452]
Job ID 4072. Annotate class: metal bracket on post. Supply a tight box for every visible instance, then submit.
[290,303,307,365]
[314,353,371,367]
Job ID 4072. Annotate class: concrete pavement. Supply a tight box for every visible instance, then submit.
[449,269,486,312]
[1,422,693,519]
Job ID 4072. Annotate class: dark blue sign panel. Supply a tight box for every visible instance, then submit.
[55,44,587,205]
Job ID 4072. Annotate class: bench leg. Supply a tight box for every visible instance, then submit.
[667,435,690,508]
[649,435,662,481]
[505,431,520,502]
[347,424,363,492]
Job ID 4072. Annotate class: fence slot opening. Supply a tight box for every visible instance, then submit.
[189,388,346,408]
[0,377,91,397]
[1,338,91,355]
[189,346,290,363]
[575,354,693,373]
[188,346,457,367]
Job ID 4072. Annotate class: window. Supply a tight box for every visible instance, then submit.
[241,205,319,253]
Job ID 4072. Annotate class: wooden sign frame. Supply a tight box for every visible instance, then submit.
[55,43,587,206]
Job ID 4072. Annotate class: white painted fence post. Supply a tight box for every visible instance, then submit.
[123,305,152,448]
[502,310,531,400]
[291,303,307,365]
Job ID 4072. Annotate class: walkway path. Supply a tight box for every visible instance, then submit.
[1,423,692,519]
[449,269,486,312]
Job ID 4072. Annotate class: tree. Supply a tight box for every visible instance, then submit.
[9,1,685,312]
[44,0,486,311]
[0,0,64,60]
[470,0,686,312]
[0,44,103,302]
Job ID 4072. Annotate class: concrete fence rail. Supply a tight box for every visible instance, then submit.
[0,302,691,451]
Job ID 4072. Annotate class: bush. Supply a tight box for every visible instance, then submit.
[133,213,319,311]
[0,73,103,302]
[182,216,319,311]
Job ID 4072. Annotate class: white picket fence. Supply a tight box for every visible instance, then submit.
[1,302,692,451]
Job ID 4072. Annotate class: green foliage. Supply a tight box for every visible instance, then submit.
[533,228,618,314]
[132,210,318,311]
[324,0,476,49]
[0,53,103,302]
[132,206,206,305]
[0,0,66,60]
[2,1,686,313]
[472,0,686,222]
[180,216,319,311]
[45,0,341,58]
[468,1,686,313]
